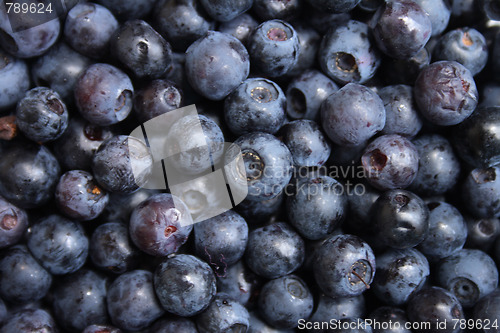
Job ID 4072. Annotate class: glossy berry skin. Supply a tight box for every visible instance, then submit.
[1,309,58,333]
[310,294,366,323]
[134,79,183,122]
[407,287,464,333]
[462,165,500,218]
[314,234,376,298]
[437,249,499,308]
[83,325,122,333]
[286,173,347,240]
[55,170,108,221]
[280,120,331,167]
[236,193,284,224]
[0,13,60,58]
[473,289,500,333]
[286,70,338,121]
[102,188,158,223]
[75,63,134,126]
[248,20,300,77]
[306,0,361,13]
[0,144,60,209]
[64,2,119,59]
[107,270,164,331]
[287,24,321,77]
[154,254,216,316]
[90,222,140,274]
[216,260,262,307]
[413,0,450,36]
[414,61,478,126]
[218,13,259,45]
[321,83,385,147]
[368,307,411,333]
[258,275,313,329]
[194,210,248,273]
[53,117,114,171]
[27,215,88,275]
[96,0,156,20]
[224,78,286,135]
[433,28,488,76]
[199,0,253,22]
[465,217,500,252]
[196,293,250,333]
[372,248,430,306]
[369,0,431,59]
[0,49,30,112]
[185,31,249,101]
[378,85,422,138]
[252,0,301,21]
[452,106,500,168]
[0,196,28,249]
[481,84,500,108]
[248,311,294,333]
[319,20,380,85]
[150,318,198,332]
[92,135,153,194]
[31,43,91,102]
[417,202,467,261]
[361,134,419,190]
[53,269,108,332]
[409,135,461,196]
[0,245,52,304]
[234,132,293,201]
[111,20,173,79]
[129,193,193,257]
[245,222,304,279]
[370,190,429,249]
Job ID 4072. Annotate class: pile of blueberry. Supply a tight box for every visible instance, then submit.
[1,0,500,332]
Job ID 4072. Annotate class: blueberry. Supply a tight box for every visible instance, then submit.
[378,85,423,138]
[236,192,284,224]
[414,60,478,126]
[258,275,314,329]
[465,216,500,252]
[369,189,429,249]
[252,0,302,21]
[224,78,286,135]
[437,248,499,308]
[218,13,259,45]
[319,20,381,84]
[154,0,214,51]
[92,135,153,194]
[368,307,411,333]
[216,260,262,307]
[96,0,156,20]
[0,298,7,327]
[286,173,347,240]
[482,0,500,20]
[134,79,183,122]
[196,293,250,333]
[409,134,461,196]
[345,183,381,234]
[407,286,464,333]
[361,134,419,190]
[417,201,467,261]
[31,42,92,102]
[413,0,451,37]
[372,248,430,305]
[332,318,373,333]
[82,325,122,333]
[0,49,30,112]
[75,63,134,126]
[150,317,199,332]
[0,195,28,249]
[0,245,52,304]
[286,69,338,120]
[314,234,376,298]
[154,254,217,316]
[306,0,361,13]
[52,269,109,332]
[101,188,159,223]
[186,31,249,100]
[64,2,119,59]
[0,143,60,209]
[480,83,500,108]
[234,132,293,201]
[245,222,305,279]
[1,309,58,333]
[90,222,140,274]
[194,210,248,273]
[369,0,431,59]
[309,294,366,324]
[286,24,321,77]
[199,0,253,22]
[248,311,295,333]
[461,165,500,218]
[53,117,114,171]
[321,83,385,147]
[111,19,173,79]
[248,19,300,77]
[433,28,488,76]
[452,106,500,168]
[304,6,351,34]
[27,214,89,275]
[473,289,500,333]
[380,47,430,85]
[129,193,193,256]
[107,270,164,331]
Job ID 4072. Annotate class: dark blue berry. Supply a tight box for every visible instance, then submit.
[252,0,302,21]
[196,293,250,332]
[1,309,58,333]
[133,79,183,122]
[199,0,253,22]
[413,0,451,36]
[96,0,156,20]
[310,294,366,323]
[306,0,361,13]
[462,165,500,218]
[0,195,28,249]
[216,260,262,307]
[218,13,259,45]
[0,49,30,112]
